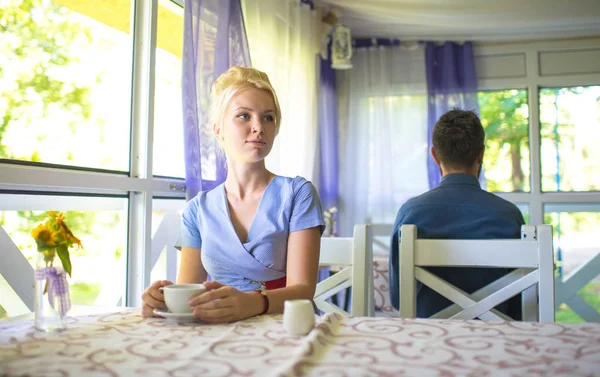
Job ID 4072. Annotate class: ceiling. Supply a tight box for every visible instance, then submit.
[318,0,600,42]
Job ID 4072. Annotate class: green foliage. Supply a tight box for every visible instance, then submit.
[479,90,529,144]
[556,283,600,323]
[114,246,123,260]
[544,211,600,237]
[70,282,102,305]
[539,89,576,165]
[539,86,600,192]
[56,244,72,277]
[0,0,93,159]
[478,90,529,192]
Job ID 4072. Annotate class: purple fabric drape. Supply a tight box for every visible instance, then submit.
[182,0,250,200]
[318,55,339,213]
[317,50,342,310]
[425,42,479,189]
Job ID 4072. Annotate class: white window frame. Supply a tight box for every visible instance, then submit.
[475,37,600,322]
[474,37,600,224]
[0,0,187,309]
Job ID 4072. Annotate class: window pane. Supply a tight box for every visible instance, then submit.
[544,207,600,323]
[153,1,185,178]
[150,199,185,283]
[540,86,600,192]
[0,0,132,171]
[0,195,128,317]
[515,203,530,224]
[478,89,530,192]
[367,95,429,223]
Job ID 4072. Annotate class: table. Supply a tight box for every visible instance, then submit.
[2,309,599,376]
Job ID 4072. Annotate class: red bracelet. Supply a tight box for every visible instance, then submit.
[254,290,269,315]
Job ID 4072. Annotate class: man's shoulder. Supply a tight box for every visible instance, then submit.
[397,185,523,221]
[478,189,522,214]
[406,185,517,207]
[395,191,440,225]
[401,190,435,208]
[398,188,449,213]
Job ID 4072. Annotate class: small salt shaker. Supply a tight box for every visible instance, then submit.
[283,299,315,336]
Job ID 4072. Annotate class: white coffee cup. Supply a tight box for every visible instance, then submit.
[161,284,207,314]
[283,299,315,335]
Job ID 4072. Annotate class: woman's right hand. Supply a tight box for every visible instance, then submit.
[141,280,173,317]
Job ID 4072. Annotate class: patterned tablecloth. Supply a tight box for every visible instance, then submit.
[1,309,599,377]
[373,256,398,316]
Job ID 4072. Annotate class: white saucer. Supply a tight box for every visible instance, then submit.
[153,309,198,323]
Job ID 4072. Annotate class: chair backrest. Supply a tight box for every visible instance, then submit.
[398,224,555,322]
[370,223,393,256]
[315,224,374,317]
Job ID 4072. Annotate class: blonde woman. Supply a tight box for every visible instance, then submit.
[142,67,324,323]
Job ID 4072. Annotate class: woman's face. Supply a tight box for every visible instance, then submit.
[215,87,278,164]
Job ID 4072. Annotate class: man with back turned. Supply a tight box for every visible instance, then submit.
[389,108,524,319]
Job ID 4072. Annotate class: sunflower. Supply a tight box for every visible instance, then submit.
[31,212,83,276]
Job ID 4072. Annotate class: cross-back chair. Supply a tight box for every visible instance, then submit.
[398,224,555,321]
[315,224,374,316]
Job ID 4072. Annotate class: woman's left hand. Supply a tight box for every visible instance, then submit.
[189,281,263,323]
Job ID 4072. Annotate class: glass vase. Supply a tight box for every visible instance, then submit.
[34,252,68,332]
[324,218,337,237]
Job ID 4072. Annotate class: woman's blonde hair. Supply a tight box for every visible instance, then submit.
[209,66,281,137]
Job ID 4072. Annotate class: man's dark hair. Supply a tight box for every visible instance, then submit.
[432,108,485,169]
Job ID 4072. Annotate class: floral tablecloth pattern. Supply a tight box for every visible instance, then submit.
[2,310,599,377]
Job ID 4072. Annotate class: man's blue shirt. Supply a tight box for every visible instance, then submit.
[389,173,525,318]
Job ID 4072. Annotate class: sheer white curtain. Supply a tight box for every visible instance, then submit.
[242,0,319,182]
[338,44,429,236]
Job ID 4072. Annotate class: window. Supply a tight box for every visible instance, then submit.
[540,86,600,192]
[0,195,128,317]
[515,203,530,224]
[0,0,185,317]
[478,89,530,192]
[544,205,600,323]
[153,1,185,178]
[366,95,429,224]
[150,198,186,282]
[475,40,600,322]
[0,0,133,171]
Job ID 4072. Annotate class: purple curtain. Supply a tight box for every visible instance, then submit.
[182,0,250,200]
[317,50,342,310]
[425,42,479,189]
[318,55,339,214]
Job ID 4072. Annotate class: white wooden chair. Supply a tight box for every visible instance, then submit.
[369,223,397,316]
[398,224,555,322]
[315,224,374,317]
[370,223,393,255]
